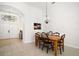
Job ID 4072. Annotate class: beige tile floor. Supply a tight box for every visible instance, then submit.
[0,39,79,56]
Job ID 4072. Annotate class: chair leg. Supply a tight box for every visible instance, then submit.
[62,42,64,52]
[51,43,54,51]
[52,48,54,51]
[51,45,54,51]
[62,47,64,52]
[62,44,64,52]
[39,42,40,48]
[60,46,62,54]
[42,44,44,50]
[47,47,49,53]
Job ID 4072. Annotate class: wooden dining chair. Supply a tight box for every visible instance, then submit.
[47,31,54,50]
[58,34,65,54]
[37,32,41,37]
[35,33,40,46]
[47,31,53,36]
[53,32,60,36]
[35,32,41,47]
[40,32,52,53]
[39,32,48,48]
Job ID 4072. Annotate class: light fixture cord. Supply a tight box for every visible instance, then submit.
[46,2,48,18]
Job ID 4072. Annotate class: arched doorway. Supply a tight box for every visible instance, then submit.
[0,5,24,40]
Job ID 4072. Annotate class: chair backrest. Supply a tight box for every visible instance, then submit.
[41,32,48,38]
[36,32,41,37]
[61,34,65,40]
[35,33,41,41]
[47,31,53,36]
[53,32,60,36]
[58,34,65,44]
[35,33,40,37]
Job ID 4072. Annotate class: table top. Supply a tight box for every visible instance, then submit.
[48,35,61,41]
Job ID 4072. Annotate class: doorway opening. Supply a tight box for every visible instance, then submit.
[0,5,24,41]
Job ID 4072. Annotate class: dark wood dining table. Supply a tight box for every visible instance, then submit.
[48,35,61,56]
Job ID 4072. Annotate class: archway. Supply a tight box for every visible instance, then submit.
[0,5,24,40]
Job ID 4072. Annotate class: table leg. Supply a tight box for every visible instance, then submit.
[54,40,58,56]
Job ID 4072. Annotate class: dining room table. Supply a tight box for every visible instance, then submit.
[48,35,61,56]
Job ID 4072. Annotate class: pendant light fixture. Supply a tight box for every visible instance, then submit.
[45,2,55,24]
[45,2,49,24]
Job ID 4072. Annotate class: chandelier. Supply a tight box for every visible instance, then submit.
[45,2,49,24]
[45,2,55,24]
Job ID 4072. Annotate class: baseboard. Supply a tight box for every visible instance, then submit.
[0,38,19,40]
[65,43,79,49]
[23,40,33,43]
